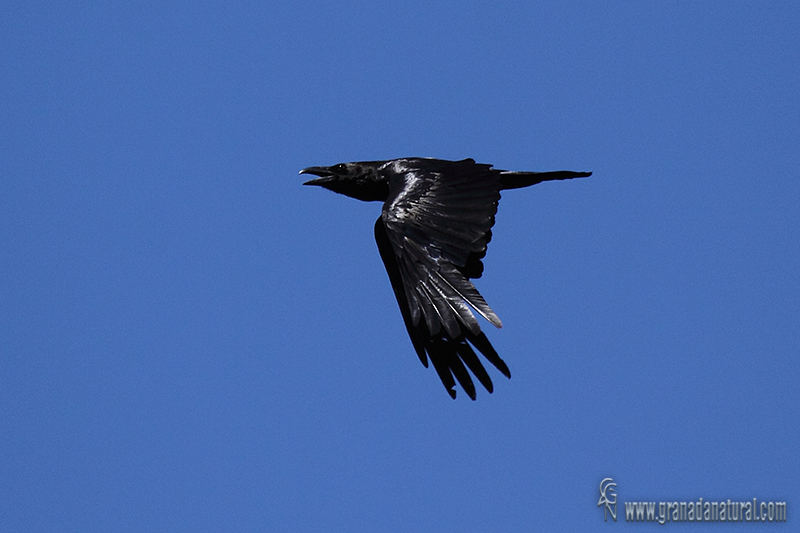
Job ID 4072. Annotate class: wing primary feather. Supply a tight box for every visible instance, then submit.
[427,271,481,335]
[433,337,476,400]
[438,265,502,329]
[427,344,458,399]
[396,254,422,326]
[419,281,460,338]
[411,285,438,335]
[456,341,494,393]
[468,331,511,378]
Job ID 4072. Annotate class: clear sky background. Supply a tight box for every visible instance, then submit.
[2,2,798,531]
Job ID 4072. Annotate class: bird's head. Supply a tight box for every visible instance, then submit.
[301,161,389,202]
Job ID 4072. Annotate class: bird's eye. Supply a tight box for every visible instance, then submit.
[334,164,347,173]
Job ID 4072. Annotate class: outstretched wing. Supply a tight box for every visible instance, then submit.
[375,158,510,399]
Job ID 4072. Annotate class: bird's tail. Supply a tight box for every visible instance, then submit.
[499,170,591,190]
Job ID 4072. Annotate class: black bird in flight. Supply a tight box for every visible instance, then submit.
[302,157,590,399]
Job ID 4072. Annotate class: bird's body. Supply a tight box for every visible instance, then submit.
[302,157,590,399]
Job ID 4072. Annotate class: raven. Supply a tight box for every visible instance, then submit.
[302,157,590,399]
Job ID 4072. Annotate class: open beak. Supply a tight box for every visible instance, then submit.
[300,166,335,186]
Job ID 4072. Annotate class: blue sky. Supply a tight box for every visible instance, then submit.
[2,1,798,530]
